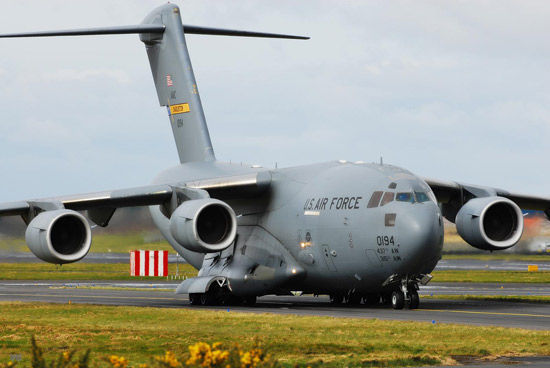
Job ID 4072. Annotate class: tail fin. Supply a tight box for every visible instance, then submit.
[140,4,214,163]
[0,3,308,163]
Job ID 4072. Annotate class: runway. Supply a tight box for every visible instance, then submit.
[0,280,548,330]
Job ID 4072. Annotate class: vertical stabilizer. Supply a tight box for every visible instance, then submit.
[140,4,215,163]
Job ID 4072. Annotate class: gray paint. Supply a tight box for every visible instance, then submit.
[0,4,549,305]
[141,4,215,163]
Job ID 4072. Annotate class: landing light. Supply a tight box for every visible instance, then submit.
[300,241,312,248]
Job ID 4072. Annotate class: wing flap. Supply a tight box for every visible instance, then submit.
[0,201,30,217]
[0,172,271,223]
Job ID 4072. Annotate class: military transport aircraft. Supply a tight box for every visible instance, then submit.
[1,3,549,309]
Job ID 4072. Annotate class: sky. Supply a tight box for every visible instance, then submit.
[0,0,550,202]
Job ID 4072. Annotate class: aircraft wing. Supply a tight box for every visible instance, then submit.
[424,177,550,219]
[0,172,271,226]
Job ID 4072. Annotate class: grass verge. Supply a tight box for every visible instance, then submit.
[0,233,173,254]
[431,270,550,283]
[0,303,549,367]
[0,263,197,281]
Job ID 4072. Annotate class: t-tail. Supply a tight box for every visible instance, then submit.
[0,3,308,163]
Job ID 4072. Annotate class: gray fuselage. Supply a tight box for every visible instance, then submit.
[150,160,444,295]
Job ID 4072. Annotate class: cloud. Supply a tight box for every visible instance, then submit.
[8,118,89,148]
[40,69,131,84]
[1,1,550,201]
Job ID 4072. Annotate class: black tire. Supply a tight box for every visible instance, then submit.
[243,296,257,306]
[391,290,405,310]
[381,293,392,305]
[189,293,201,305]
[362,293,380,306]
[408,290,420,309]
[200,290,219,306]
[329,294,344,304]
[347,293,362,305]
[222,293,242,306]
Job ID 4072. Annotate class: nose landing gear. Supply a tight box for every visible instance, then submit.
[389,277,420,309]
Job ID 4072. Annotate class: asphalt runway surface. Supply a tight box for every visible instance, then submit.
[0,280,548,330]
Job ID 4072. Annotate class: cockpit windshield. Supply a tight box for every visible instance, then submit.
[414,191,431,203]
[396,191,432,203]
[396,192,414,203]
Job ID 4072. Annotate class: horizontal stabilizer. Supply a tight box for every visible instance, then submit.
[0,25,308,40]
[183,25,309,39]
[0,24,165,38]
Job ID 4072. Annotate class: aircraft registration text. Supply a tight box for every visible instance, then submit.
[169,103,190,115]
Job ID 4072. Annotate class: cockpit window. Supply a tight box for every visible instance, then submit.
[396,192,414,203]
[380,192,394,206]
[414,191,430,203]
[367,191,383,208]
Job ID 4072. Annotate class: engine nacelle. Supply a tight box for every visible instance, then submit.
[456,196,523,251]
[169,199,237,253]
[25,209,92,264]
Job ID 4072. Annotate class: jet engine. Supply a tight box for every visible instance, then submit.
[169,199,237,253]
[25,209,92,264]
[455,196,523,251]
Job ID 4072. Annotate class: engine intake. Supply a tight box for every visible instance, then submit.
[25,209,92,264]
[169,199,237,253]
[455,196,523,250]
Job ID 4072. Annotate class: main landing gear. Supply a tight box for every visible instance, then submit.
[329,278,421,310]
[188,284,257,306]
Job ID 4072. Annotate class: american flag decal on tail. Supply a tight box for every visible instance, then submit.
[130,250,168,277]
[166,75,173,87]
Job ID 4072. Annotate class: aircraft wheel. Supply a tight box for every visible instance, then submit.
[329,294,344,304]
[222,294,242,306]
[200,290,219,306]
[381,293,392,305]
[189,293,201,305]
[391,290,405,310]
[362,293,380,306]
[242,296,257,306]
[346,293,361,305]
[408,290,419,309]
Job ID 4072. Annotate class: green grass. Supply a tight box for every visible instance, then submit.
[0,233,173,253]
[442,253,550,261]
[0,263,197,281]
[422,294,550,304]
[0,303,549,367]
[432,270,550,283]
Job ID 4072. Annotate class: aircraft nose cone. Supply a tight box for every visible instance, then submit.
[396,203,443,274]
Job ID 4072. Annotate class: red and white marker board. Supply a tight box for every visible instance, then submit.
[130,250,168,277]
